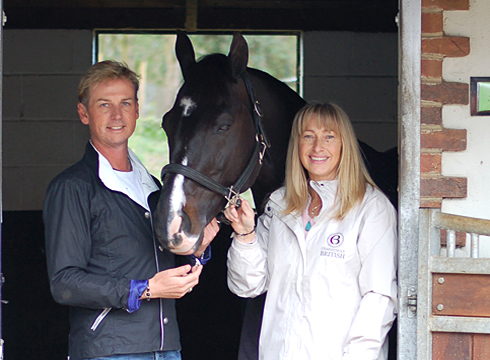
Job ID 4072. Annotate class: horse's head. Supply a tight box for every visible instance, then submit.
[154,32,265,254]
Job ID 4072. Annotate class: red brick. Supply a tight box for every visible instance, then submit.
[422,59,442,80]
[421,128,466,151]
[421,176,467,198]
[440,229,466,247]
[421,153,442,173]
[422,0,469,11]
[422,12,443,35]
[422,37,470,57]
[421,82,468,105]
[421,197,442,208]
[421,106,442,125]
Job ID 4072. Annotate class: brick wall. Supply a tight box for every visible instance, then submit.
[420,0,470,208]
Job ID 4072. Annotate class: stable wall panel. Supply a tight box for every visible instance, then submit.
[303,31,397,76]
[353,122,398,152]
[2,75,21,119]
[22,75,80,119]
[4,30,92,74]
[303,76,397,121]
[2,29,92,211]
[3,121,88,167]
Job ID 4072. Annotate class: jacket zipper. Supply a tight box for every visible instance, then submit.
[149,210,165,350]
[90,307,111,331]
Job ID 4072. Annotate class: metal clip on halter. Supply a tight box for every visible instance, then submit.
[254,100,263,118]
[225,187,242,209]
[256,134,268,165]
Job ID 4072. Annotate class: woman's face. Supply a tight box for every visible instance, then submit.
[299,115,342,181]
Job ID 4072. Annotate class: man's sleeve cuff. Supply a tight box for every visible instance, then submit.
[127,279,149,313]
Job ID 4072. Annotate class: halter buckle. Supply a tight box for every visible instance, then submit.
[225,187,242,208]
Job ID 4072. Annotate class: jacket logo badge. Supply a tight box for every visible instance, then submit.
[320,233,345,259]
[327,233,344,248]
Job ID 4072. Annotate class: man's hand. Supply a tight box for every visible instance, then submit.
[144,264,202,299]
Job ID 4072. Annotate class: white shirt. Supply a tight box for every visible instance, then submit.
[227,180,398,360]
[91,141,159,210]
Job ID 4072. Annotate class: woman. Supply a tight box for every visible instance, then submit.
[224,102,397,360]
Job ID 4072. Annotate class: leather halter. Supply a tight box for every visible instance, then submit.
[160,71,271,207]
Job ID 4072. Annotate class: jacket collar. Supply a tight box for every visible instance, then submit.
[84,141,160,208]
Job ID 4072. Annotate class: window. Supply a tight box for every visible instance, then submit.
[97,32,299,206]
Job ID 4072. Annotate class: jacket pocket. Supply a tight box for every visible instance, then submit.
[90,307,111,331]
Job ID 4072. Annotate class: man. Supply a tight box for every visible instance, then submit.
[44,60,218,360]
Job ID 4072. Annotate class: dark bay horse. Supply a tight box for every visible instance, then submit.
[154,32,306,255]
[154,32,398,360]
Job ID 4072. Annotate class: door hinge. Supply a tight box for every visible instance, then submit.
[407,286,417,318]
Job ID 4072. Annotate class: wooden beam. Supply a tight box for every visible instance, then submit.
[185,0,197,32]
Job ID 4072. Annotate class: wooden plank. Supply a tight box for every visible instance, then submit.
[432,273,490,317]
[433,332,472,360]
[2,7,398,32]
[4,0,387,9]
[185,0,197,32]
[474,334,490,360]
[5,0,185,8]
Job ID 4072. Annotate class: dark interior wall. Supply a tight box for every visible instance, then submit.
[2,211,70,359]
[1,1,398,359]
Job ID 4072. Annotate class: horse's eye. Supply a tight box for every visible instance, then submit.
[217,124,231,133]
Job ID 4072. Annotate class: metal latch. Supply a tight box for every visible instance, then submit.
[407,286,417,318]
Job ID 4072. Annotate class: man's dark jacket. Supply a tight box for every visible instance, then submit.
[44,143,180,360]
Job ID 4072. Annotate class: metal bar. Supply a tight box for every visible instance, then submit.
[433,211,490,236]
[0,0,4,348]
[417,210,433,360]
[446,230,456,257]
[430,257,490,275]
[430,315,490,334]
[397,0,421,358]
[471,233,479,258]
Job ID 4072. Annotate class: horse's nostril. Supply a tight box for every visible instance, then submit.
[172,233,183,247]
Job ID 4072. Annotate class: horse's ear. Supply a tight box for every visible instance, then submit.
[175,30,196,81]
[228,32,249,80]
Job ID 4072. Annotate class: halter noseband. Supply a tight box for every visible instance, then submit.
[160,71,271,208]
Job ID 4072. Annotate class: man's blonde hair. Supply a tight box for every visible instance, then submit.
[284,102,376,220]
[78,60,140,108]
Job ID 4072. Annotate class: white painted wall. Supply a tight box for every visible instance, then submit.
[442,0,490,256]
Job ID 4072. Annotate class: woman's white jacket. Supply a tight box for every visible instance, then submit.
[227,180,398,360]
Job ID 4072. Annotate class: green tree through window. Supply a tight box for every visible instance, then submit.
[97,33,299,204]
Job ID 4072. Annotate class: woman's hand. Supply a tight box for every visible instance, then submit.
[223,199,256,243]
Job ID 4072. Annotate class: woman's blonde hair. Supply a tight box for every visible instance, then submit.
[284,102,376,220]
[78,60,140,109]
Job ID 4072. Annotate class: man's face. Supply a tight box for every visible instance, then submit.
[78,78,139,151]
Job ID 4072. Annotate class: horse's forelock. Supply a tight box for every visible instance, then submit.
[182,54,235,108]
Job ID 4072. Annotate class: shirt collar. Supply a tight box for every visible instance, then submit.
[90,140,159,202]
